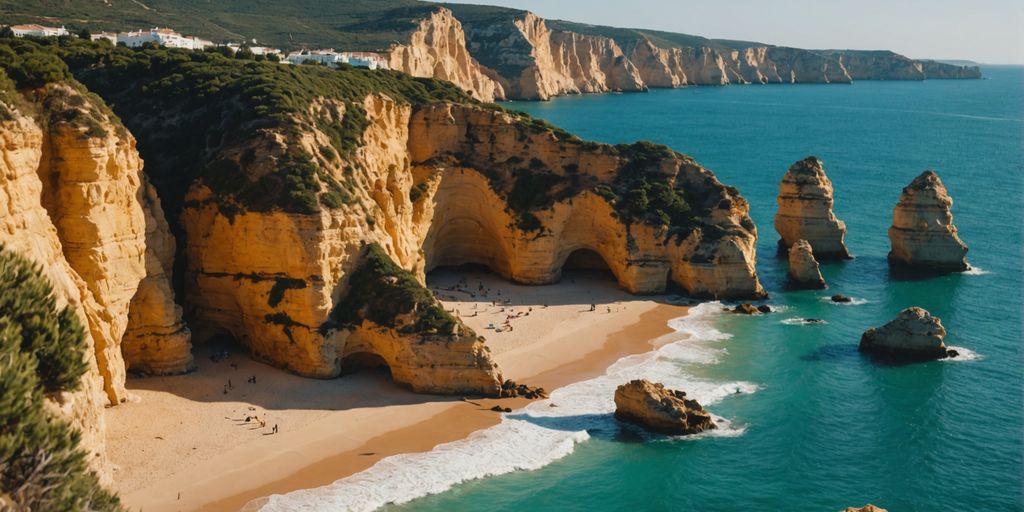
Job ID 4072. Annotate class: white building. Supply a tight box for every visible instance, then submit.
[117,28,213,50]
[225,43,281,56]
[284,50,389,70]
[90,31,118,44]
[9,24,69,38]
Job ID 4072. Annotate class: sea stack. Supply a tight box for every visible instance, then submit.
[859,307,957,361]
[888,171,969,273]
[613,379,716,435]
[774,157,851,259]
[787,239,826,289]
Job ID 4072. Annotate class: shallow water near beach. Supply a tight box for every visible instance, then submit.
[259,67,1024,511]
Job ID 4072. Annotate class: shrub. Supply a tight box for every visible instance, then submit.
[0,248,121,511]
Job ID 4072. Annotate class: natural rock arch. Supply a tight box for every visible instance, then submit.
[340,351,393,379]
[555,246,620,282]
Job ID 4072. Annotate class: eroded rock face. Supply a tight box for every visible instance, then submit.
[774,156,851,259]
[0,84,191,477]
[788,239,826,289]
[888,171,968,273]
[614,379,716,435]
[181,94,763,391]
[859,307,955,360]
[387,8,505,102]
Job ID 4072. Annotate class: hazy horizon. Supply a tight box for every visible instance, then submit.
[439,0,1024,65]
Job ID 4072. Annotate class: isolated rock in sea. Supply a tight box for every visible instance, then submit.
[831,294,852,303]
[787,239,827,289]
[733,303,760,315]
[888,171,969,273]
[859,307,957,360]
[774,156,851,259]
[843,506,888,512]
[614,379,716,435]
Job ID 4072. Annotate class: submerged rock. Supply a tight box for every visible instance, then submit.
[843,506,888,512]
[613,379,716,435]
[859,307,957,360]
[888,171,969,273]
[774,156,851,259]
[756,304,772,314]
[787,239,827,289]
[831,294,852,303]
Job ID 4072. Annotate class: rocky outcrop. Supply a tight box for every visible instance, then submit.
[859,307,957,360]
[888,171,969,273]
[843,506,888,512]
[613,379,716,435]
[787,239,826,289]
[181,95,764,388]
[919,60,983,79]
[387,8,506,102]
[0,83,191,476]
[774,156,851,259]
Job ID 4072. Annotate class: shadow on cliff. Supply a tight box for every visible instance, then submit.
[125,341,465,412]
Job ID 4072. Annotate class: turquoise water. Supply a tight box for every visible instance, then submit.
[396,68,1024,511]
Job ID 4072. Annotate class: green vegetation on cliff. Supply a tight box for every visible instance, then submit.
[0,249,121,511]
[327,244,458,337]
[0,36,472,218]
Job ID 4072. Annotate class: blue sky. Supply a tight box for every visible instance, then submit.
[440,0,1024,64]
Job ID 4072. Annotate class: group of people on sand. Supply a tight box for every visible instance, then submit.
[237,407,279,434]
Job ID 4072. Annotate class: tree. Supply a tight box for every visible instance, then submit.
[0,26,14,39]
[77,28,91,40]
[0,249,121,510]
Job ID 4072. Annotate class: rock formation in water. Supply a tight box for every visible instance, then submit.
[774,156,851,259]
[0,80,193,478]
[614,379,716,435]
[386,8,506,102]
[859,307,957,360]
[787,239,826,289]
[843,506,889,512]
[888,171,969,273]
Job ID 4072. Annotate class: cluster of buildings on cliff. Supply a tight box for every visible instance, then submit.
[4,24,389,70]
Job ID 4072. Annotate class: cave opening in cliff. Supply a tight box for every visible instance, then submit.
[340,351,393,380]
[560,248,616,282]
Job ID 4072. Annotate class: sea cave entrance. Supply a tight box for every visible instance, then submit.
[559,248,617,283]
[340,351,393,380]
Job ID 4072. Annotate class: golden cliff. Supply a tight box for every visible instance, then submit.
[404,8,981,101]
[0,83,192,474]
[386,8,506,102]
[888,171,969,273]
[179,94,764,391]
[774,156,851,260]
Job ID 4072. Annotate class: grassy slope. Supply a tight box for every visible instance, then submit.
[0,0,435,51]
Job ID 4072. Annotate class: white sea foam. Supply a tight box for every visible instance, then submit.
[246,302,757,512]
[964,266,991,276]
[780,317,828,326]
[943,346,982,362]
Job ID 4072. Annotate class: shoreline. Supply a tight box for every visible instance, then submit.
[110,272,688,512]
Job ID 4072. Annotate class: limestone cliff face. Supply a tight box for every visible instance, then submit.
[0,84,191,475]
[888,171,968,272]
[387,8,506,102]
[774,156,851,260]
[459,12,646,100]
[179,94,763,387]
[410,9,980,101]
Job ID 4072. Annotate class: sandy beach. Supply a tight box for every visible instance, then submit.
[108,269,688,512]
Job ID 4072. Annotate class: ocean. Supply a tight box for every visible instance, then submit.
[255,66,1024,512]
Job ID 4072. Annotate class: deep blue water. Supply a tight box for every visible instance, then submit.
[397,68,1024,511]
